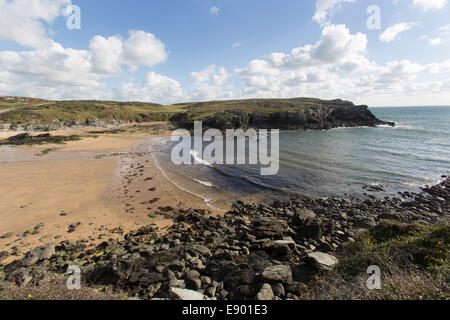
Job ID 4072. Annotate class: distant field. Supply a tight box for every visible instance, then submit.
[0,96,354,126]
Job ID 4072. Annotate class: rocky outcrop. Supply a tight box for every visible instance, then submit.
[1,177,447,300]
[0,133,81,146]
[172,102,395,131]
[4,118,131,132]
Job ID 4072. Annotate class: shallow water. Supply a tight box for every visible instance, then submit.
[152,106,450,206]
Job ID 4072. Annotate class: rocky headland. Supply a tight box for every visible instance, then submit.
[0,97,395,132]
[171,100,395,131]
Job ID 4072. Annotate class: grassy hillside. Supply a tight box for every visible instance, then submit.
[0,100,185,126]
[176,98,353,120]
[0,96,355,126]
[0,96,49,111]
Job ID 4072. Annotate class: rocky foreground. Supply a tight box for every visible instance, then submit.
[0,178,448,300]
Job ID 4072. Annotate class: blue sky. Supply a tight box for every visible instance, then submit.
[0,0,449,106]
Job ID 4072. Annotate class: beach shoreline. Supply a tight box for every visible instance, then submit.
[0,124,222,262]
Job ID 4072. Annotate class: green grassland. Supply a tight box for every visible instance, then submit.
[302,221,449,300]
[0,96,354,127]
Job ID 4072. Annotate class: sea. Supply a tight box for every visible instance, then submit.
[151,106,450,208]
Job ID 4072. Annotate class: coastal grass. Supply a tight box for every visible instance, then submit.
[0,96,354,127]
[301,221,450,300]
[0,276,127,300]
[0,100,184,126]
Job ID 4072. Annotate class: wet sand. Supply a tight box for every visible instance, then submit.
[0,126,220,263]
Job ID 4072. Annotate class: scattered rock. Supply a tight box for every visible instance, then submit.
[0,232,12,239]
[256,284,274,300]
[261,265,293,284]
[307,252,338,271]
[22,244,55,267]
[170,287,207,300]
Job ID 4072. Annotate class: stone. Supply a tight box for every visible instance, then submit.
[206,285,217,297]
[262,240,295,258]
[22,244,55,267]
[261,265,293,284]
[256,284,274,301]
[0,232,12,239]
[307,252,338,271]
[0,251,9,262]
[286,282,307,296]
[352,216,376,229]
[169,279,186,289]
[147,283,162,298]
[253,217,287,239]
[292,208,323,239]
[170,287,207,300]
[200,276,212,285]
[271,283,285,297]
[293,208,317,224]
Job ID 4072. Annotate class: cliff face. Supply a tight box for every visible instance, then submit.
[172,103,395,131]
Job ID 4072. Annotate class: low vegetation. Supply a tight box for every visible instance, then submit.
[0,133,82,146]
[0,96,354,127]
[0,275,126,300]
[302,221,449,300]
[0,100,184,126]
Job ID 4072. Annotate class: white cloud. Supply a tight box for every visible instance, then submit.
[0,1,170,100]
[429,37,443,46]
[0,41,105,100]
[189,65,233,101]
[232,42,241,48]
[89,35,124,74]
[90,30,168,74]
[209,6,220,16]
[232,22,450,106]
[313,0,356,25]
[122,30,168,71]
[1,0,450,106]
[380,22,416,43]
[191,65,230,86]
[413,0,448,11]
[424,24,450,46]
[0,0,71,49]
[113,72,184,104]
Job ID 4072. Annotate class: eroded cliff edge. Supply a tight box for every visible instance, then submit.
[171,100,395,131]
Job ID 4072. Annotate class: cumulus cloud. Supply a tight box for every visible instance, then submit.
[90,30,168,74]
[237,24,370,77]
[189,65,233,101]
[380,23,417,43]
[0,1,170,100]
[0,41,105,100]
[0,0,71,49]
[113,72,184,104]
[413,0,448,11]
[232,22,450,106]
[1,0,450,106]
[191,65,230,86]
[313,0,356,25]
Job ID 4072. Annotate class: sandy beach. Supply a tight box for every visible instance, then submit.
[0,125,218,263]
